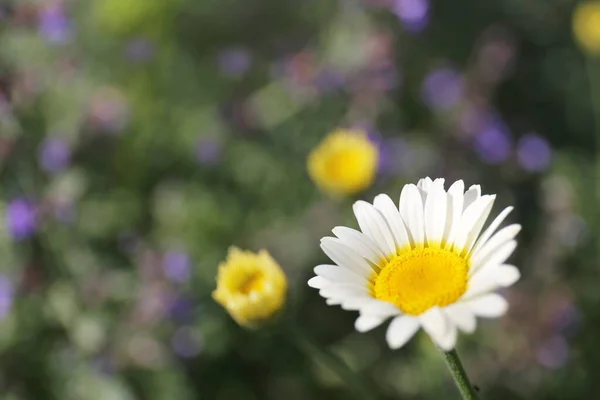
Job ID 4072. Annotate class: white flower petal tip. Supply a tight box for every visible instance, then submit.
[355,315,386,332]
[308,177,518,349]
[467,294,508,318]
[386,316,420,349]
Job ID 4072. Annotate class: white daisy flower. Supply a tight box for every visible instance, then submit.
[308,177,521,351]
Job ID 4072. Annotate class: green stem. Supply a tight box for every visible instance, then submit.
[290,325,375,400]
[441,349,479,400]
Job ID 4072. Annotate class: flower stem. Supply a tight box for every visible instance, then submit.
[290,325,375,400]
[441,348,479,400]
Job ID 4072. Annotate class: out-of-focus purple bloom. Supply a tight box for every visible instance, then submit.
[551,302,582,337]
[6,198,37,240]
[124,38,156,62]
[38,137,71,174]
[168,296,196,323]
[378,137,412,175]
[536,335,569,369]
[0,276,13,319]
[392,0,430,33]
[314,69,345,93]
[218,48,252,78]
[195,139,222,165]
[421,68,464,110]
[162,251,192,283]
[516,133,552,172]
[171,327,203,358]
[38,2,72,44]
[474,118,512,164]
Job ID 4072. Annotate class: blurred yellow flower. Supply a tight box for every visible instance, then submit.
[307,129,378,197]
[213,247,287,328]
[573,2,600,54]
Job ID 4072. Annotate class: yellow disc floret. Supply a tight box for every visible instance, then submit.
[212,247,287,328]
[573,2,600,54]
[373,247,469,316]
[307,129,378,197]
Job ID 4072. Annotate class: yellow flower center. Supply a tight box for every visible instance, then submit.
[373,247,469,316]
[239,272,265,295]
[307,129,378,196]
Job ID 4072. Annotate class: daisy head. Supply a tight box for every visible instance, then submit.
[308,177,520,350]
[307,129,379,197]
[213,247,287,328]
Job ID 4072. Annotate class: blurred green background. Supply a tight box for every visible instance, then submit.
[0,0,598,399]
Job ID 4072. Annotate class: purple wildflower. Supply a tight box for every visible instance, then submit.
[392,0,430,33]
[516,133,552,172]
[162,251,192,284]
[6,198,37,240]
[421,68,464,110]
[38,137,71,174]
[38,2,71,44]
[217,48,252,78]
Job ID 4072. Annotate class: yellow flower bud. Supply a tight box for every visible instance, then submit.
[573,2,600,55]
[307,129,379,197]
[213,248,287,328]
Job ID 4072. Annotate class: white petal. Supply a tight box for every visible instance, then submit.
[340,297,385,311]
[356,300,401,316]
[399,184,425,246]
[332,226,386,264]
[417,177,433,191]
[445,180,465,247]
[386,316,420,349]
[314,264,365,284]
[454,195,495,254]
[432,178,445,190]
[469,240,517,276]
[373,194,411,250]
[353,201,397,257]
[419,307,448,348]
[308,276,329,289]
[463,184,481,211]
[424,187,447,245]
[445,304,476,333]
[326,298,342,305]
[319,285,368,299]
[437,322,457,351]
[355,315,387,332]
[495,264,521,286]
[470,206,514,256]
[470,224,521,268]
[466,264,521,298]
[320,238,373,276]
[466,293,508,317]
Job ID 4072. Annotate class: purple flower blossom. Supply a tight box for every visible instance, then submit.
[168,296,196,323]
[38,137,71,174]
[38,2,72,44]
[421,68,464,110]
[124,38,156,62]
[171,327,203,358]
[0,276,13,319]
[536,335,569,369]
[392,0,430,33]
[516,133,552,172]
[217,48,252,78]
[195,139,222,165]
[6,199,37,240]
[162,251,192,283]
[474,117,512,164]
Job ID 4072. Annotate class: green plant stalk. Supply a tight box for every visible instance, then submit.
[441,348,479,400]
